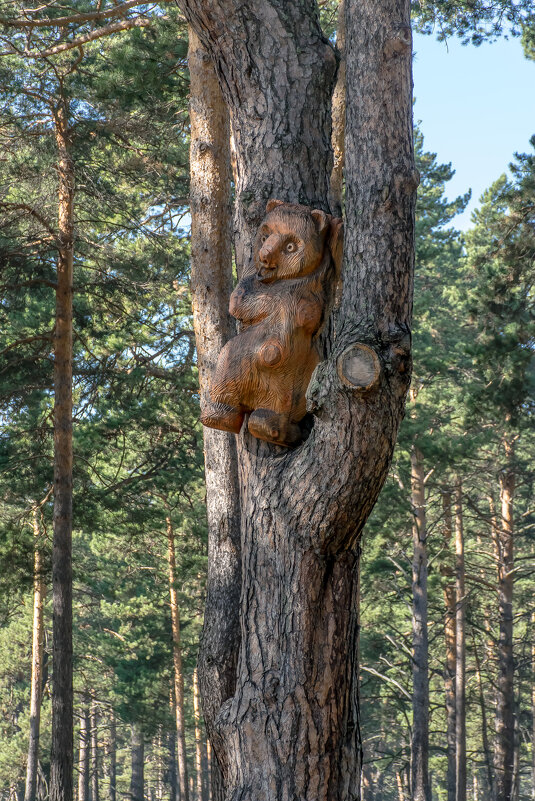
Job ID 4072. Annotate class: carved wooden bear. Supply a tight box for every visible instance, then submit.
[200,199,341,446]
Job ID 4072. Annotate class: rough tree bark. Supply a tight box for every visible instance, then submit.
[329,0,346,218]
[410,444,430,801]
[24,508,46,801]
[494,435,515,801]
[50,94,74,801]
[187,27,241,801]
[441,490,456,801]
[193,669,209,801]
[182,0,416,798]
[454,482,466,801]
[166,516,190,801]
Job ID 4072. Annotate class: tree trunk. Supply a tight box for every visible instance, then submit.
[24,508,46,801]
[78,704,90,801]
[532,610,535,801]
[187,28,240,801]
[494,435,515,801]
[441,491,456,801]
[410,445,430,801]
[166,517,190,801]
[454,481,466,801]
[329,0,346,217]
[90,702,99,801]
[181,0,416,797]
[50,95,74,801]
[472,632,493,796]
[130,726,144,801]
[205,739,212,801]
[193,669,207,801]
[108,714,116,801]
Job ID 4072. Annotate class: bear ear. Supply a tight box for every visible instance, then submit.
[310,209,331,236]
[266,199,285,213]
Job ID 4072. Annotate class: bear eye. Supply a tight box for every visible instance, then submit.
[286,242,296,253]
[261,235,267,243]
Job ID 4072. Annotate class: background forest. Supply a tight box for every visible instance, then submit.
[0,1,533,800]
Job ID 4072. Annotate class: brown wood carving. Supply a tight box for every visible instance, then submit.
[201,200,342,446]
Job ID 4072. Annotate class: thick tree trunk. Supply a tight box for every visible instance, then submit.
[410,445,430,801]
[181,1,415,798]
[78,703,90,801]
[441,490,456,801]
[494,435,515,801]
[454,482,466,801]
[24,509,46,801]
[187,28,240,801]
[130,726,144,801]
[90,701,99,801]
[329,0,346,217]
[166,516,190,801]
[50,97,74,801]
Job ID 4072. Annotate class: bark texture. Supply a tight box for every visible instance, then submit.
[329,0,346,217]
[410,445,430,801]
[181,0,416,798]
[50,98,74,801]
[188,29,241,800]
[167,516,190,801]
[24,509,46,801]
[494,436,515,801]
[454,482,466,801]
[441,491,456,801]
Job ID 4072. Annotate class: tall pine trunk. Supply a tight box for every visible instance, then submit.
[24,508,46,801]
[181,0,416,796]
[494,435,515,801]
[90,701,99,801]
[108,714,116,801]
[78,703,90,801]
[454,481,466,801]
[130,726,144,801]
[50,96,74,801]
[441,490,456,801]
[472,632,493,796]
[410,444,430,801]
[187,27,241,801]
[166,516,190,801]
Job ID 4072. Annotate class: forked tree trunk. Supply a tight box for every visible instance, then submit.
[50,96,74,801]
[24,508,46,801]
[130,726,144,801]
[78,703,90,801]
[166,516,190,801]
[494,435,515,801]
[187,28,241,801]
[181,1,416,798]
[454,482,466,801]
[410,445,430,801]
[441,490,456,801]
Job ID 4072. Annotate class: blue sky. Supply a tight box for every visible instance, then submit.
[413,31,535,230]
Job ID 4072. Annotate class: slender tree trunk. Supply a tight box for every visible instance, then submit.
[193,669,207,801]
[494,435,515,801]
[472,632,494,796]
[411,445,430,801]
[108,714,116,801]
[441,491,456,801]
[329,0,346,217]
[166,516,189,801]
[130,726,144,801]
[187,28,240,801]
[78,704,90,801]
[50,96,74,801]
[397,771,408,801]
[455,481,466,801]
[205,739,212,801]
[181,0,416,796]
[24,509,46,801]
[90,701,99,801]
